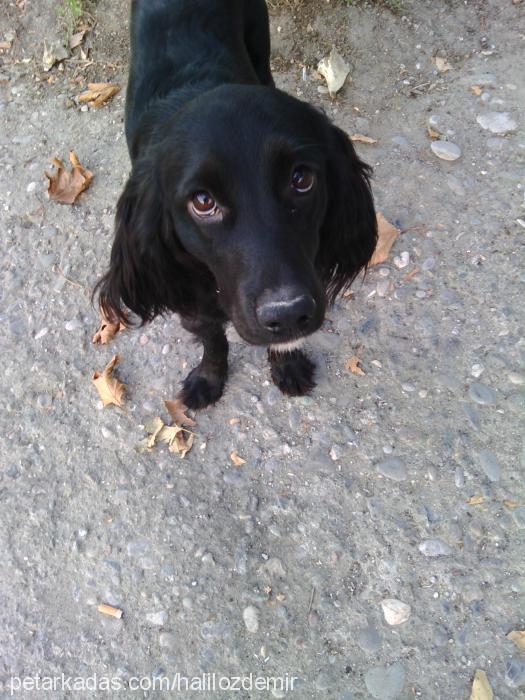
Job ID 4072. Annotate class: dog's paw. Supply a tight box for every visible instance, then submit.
[269,350,316,397]
[179,367,225,410]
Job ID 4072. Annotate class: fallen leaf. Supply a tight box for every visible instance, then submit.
[164,399,196,427]
[470,85,482,95]
[503,499,518,508]
[351,134,378,144]
[467,495,485,505]
[427,126,440,139]
[370,213,400,266]
[97,603,123,619]
[78,82,120,108]
[45,151,93,204]
[69,30,87,49]
[0,40,12,51]
[42,40,69,71]
[507,630,525,650]
[345,356,365,376]
[470,670,493,700]
[434,56,452,72]
[317,49,350,96]
[92,354,126,407]
[231,450,246,466]
[136,417,195,458]
[92,309,127,345]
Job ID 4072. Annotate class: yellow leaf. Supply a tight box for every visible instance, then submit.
[470,670,493,700]
[467,495,485,505]
[370,213,400,266]
[507,630,525,650]
[231,450,246,466]
[78,82,120,108]
[345,356,365,376]
[92,354,126,407]
[427,126,440,140]
[470,85,482,95]
[164,398,196,427]
[92,309,127,345]
[351,134,378,144]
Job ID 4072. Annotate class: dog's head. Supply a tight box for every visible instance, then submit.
[97,85,377,346]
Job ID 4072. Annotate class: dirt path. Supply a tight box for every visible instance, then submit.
[0,1,524,698]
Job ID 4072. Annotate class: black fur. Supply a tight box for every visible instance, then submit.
[95,0,377,409]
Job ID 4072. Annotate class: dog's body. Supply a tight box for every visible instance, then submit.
[97,0,377,409]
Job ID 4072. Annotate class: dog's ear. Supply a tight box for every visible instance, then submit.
[94,155,196,325]
[316,125,377,304]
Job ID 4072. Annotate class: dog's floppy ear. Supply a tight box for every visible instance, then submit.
[94,154,196,325]
[316,125,377,304]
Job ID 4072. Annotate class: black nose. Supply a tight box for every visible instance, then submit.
[256,293,317,335]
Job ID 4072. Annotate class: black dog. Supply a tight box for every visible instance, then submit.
[96,0,377,409]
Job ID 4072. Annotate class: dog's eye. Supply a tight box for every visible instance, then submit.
[291,166,315,194]
[190,191,221,218]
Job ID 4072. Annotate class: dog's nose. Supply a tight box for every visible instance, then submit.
[256,293,316,335]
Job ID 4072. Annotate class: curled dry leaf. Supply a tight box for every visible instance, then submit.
[467,495,485,506]
[164,399,196,427]
[470,85,482,96]
[434,56,452,72]
[507,630,525,650]
[45,151,93,205]
[69,30,87,50]
[427,126,440,140]
[92,309,127,345]
[317,49,350,96]
[470,670,493,700]
[42,40,69,71]
[346,356,365,376]
[370,213,400,266]
[78,82,120,108]
[135,416,195,458]
[231,450,246,466]
[92,354,126,408]
[351,134,378,144]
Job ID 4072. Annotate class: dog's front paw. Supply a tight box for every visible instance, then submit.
[269,349,316,397]
[179,367,226,409]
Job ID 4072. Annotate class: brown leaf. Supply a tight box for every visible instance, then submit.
[92,309,127,345]
[92,354,126,407]
[467,495,485,505]
[45,151,93,204]
[370,213,400,266]
[434,56,452,72]
[350,134,378,144]
[78,82,120,108]
[470,670,493,700]
[345,356,365,376]
[507,630,525,650]
[470,85,482,96]
[158,425,194,458]
[231,450,246,466]
[427,126,440,139]
[164,399,196,427]
[69,30,87,49]
[503,499,518,508]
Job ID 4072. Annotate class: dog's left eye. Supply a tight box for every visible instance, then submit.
[291,166,315,194]
[189,191,222,219]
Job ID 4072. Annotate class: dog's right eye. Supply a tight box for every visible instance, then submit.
[189,191,221,220]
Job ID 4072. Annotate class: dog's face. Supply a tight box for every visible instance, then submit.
[100,86,377,343]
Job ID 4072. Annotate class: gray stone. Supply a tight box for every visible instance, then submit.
[364,662,406,699]
[476,112,517,134]
[356,625,382,653]
[419,539,452,557]
[505,657,525,688]
[431,140,461,161]
[145,611,168,626]
[375,457,407,481]
[478,449,501,482]
[468,383,496,405]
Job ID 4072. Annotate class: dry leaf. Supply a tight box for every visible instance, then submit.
[427,126,440,139]
[92,310,127,345]
[42,40,69,71]
[434,56,452,72]
[0,40,12,51]
[503,499,518,508]
[317,49,350,96]
[507,630,525,650]
[78,82,120,108]
[92,354,126,407]
[351,134,378,144]
[470,85,482,96]
[467,495,485,505]
[164,399,196,427]
[97,603,123,619]
[470,670,493,700]
[231,450,246,466]
[45,151,93,204]
[136,417,194,458]
[346,356,365,376]
[69,30,87,49]
[370,213,400,266]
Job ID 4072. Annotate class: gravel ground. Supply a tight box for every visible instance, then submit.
[0,1,524,698]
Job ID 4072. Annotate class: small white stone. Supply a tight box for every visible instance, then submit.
[471,363,484,378]
[431,140,462,161]
[145,611,168,626]
[27,181,37,193]
[476,111,517,134]
[394,251,410,269]
[34,328,48,339]
[381,598,411,625]
[243,605,260,633]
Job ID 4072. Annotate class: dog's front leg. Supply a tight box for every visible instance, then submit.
[267,348,316,397]
[179,316,229,409]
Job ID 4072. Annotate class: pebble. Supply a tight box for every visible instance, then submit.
[476,111,517,134]
[471,363,484,378]
[512,506,525,530]
[364,662,406,700]
[380,599,411,625]
[65,319,82,331]
[375,457,406,481]
[376,279,391,297]
[508,371,524,385]
[242,605,259,633]
[447,175,465,196]
[330,444,344,461]
[505,657,525,688]
[478,449,501,482]
[393,251,409,269]
[159,632,177,648]
[418,539,452,557]
[468,382,496,405]
[431,140,461,161]
[356,625,382,653]
[145,611,168,626]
